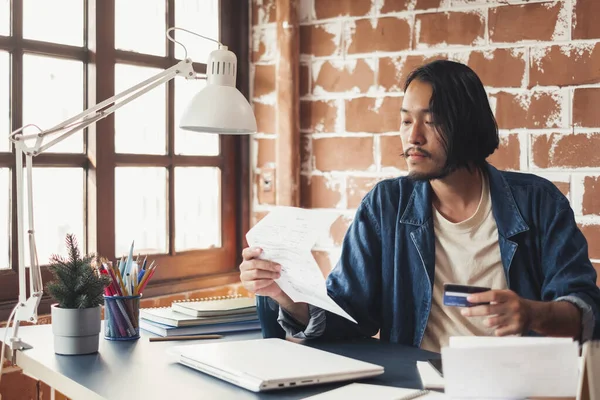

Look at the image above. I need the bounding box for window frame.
[0,0,250,320]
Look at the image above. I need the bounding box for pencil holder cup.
[104,294,141,341]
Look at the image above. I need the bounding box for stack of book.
[140,295,261,337]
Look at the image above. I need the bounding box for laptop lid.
[173,338,384,392]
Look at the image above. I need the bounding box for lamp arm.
[11,59,196,154]
[6,58,196,358]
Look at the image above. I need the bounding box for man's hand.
[239,247,284,298]
[460,290,533,336]
[239,247,310,325]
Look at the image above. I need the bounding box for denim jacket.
[264,164,600,345]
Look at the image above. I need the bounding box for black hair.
[403,60,499,172]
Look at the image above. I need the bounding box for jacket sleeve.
[540,205,600,340]
[277,303,326,339]
[317,199,383,340]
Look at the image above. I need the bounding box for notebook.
[302,383,430,400]
[171,295,256,317]
[139,318,261,337]
[578,340,600,400]
[140,306,257,327]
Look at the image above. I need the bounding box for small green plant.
[46,234,110,309]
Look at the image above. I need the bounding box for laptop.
[171,338,384,392]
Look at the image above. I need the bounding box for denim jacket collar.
[399,163,529,238]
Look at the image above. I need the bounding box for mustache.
[400,147,432,158]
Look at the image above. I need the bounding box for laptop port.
[290,382,296,386]
[301,380,312,383]
[278,384,284,387]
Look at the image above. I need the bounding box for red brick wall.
[251,0,600,283]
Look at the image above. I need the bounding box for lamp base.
[10,338,33,351]
[9,338,33,364]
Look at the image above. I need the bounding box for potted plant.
[46,234,110,355]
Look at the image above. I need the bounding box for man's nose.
[408,122,425,146]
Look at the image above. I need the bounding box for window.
[0,168,8,270]
[23,0,84,46]
[114,64,166,155]
[0,0,249,319]
[0,0,9,37]
[22,54,84,153]
[0,50,8,151]
[23,168,85,267]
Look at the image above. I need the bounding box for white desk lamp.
[1,27,256,363]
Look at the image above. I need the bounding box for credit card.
[443,283,490,307]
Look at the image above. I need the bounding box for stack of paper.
[246,206,356,323]
[301,383,440,400]
[440,336,579,399]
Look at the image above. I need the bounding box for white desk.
[0,324,439,400]
[1,325,267,400]
[0,324,579,400]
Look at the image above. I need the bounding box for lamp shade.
[179,46,257,134]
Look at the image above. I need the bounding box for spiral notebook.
[140,306,258,327]
[171,294,257,317]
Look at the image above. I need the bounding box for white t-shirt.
[420,173,508,353]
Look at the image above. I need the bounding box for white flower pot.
[51,304,101,355]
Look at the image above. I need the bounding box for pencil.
[138,264,157,294]
[149,335,223,342]
[136,262,154,294]
[115,267,127,295]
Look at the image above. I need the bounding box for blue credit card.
[443,283,490,307]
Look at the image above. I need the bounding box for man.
[239,60,600,352]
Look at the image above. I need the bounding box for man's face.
[400,80,449,181]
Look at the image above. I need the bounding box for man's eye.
[402,120,412,125]
[425,121,434,125]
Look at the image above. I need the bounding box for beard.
[407,167,450,181]
[406,163,454,181]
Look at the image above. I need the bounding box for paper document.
[416,361,445,390]
[301,383,434,400]
[441,336,579,399]
[246,206,356,323]
[448,335,574,348]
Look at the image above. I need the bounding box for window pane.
[23,55,84,153]
[24,168,84,267]
[0,51,8,152]
[175,78,219,155]
[0,0,8,36]
[116,0,165,56]
[0,168,8,269]
[115,167,167,256]
[175,0,219,63]
[23,0,83,46]
[115,64,166,154]
[175,167,221,251]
